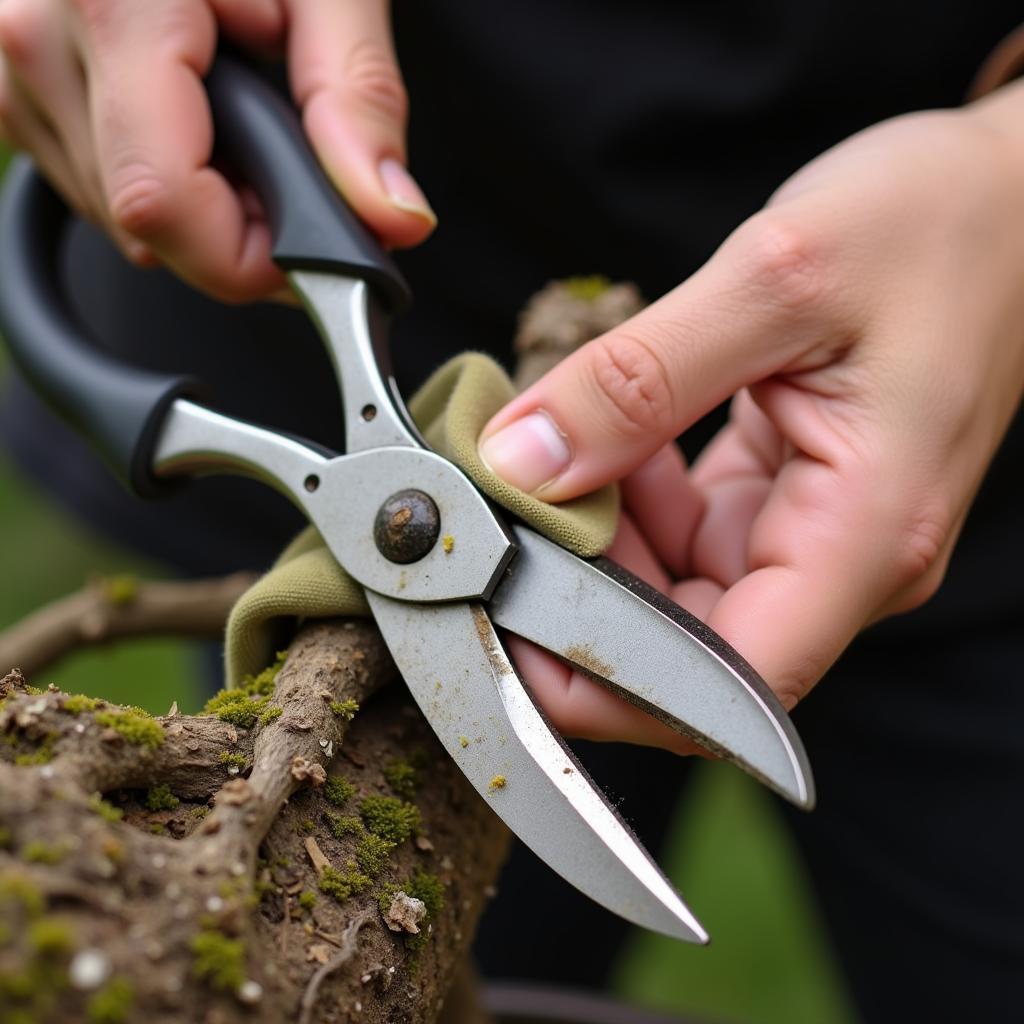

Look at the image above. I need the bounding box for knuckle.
[586,330,677,439]
[890,507,948,589]
[896,559,948,612]
[734,213,828,315]
[108,167,175,237]
[0,0,45,67]
[342,40,407,123]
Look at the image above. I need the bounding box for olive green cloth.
[225,352,618,685]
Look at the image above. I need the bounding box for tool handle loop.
[0,54,408,497]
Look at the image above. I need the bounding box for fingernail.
[478,411,572,494]
[378,158,437,226]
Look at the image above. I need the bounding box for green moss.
[298,819,316,835]
[87,977,135,1023]
[355,833,395,876]
[0,825,11,849]
[23,685,43,696]
[28,917,75,956]
[329,699,359,721]
[359,795,421,844]
[144,783,180,811]
[94,709,164,748]
[0,969,37,1002]
[61,694,102,716]
[14,749,52,766]
[14,734,56,766]
[297,890,317,911]
[201,689,271,729]
[252,878,276,906]
[406,869,445,919]
[318,864,372,903]
[377,870,446,955]
[0,978,35,1006]
[383,759,419,799]
[88,793,124,823]
[200,651,287,728]
[258,704,283,726]
[191,929,246,992]
[242,649,289,696]
[326,813,363,839]
[149,823,166,836]
[0,873,45,916]
[376,882,398,918]
[22,841,66,865]
[219,752,248,771]
[564,274,612,301]
[3,1010,37,1024]
[323,776,356,807]
[102,574,138,607]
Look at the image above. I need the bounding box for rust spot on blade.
[564,643,614,681]
[471,605,504,668]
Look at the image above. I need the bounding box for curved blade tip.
[648,894,710,945]
[769,739,816,812]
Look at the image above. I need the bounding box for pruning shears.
[0,55,813,944]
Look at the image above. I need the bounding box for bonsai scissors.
[0,55,813,944]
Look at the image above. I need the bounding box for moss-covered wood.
[0,621,510,1024]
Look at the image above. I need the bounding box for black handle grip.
[0,54,410,497]
[208,55,410,310]
[0,159,198,497]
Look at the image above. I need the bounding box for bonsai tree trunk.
[0,622,508,1024]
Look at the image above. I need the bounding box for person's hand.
[0,0,434,301]
[484,87,1024,750]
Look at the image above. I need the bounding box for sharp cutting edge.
[367,591,710,944]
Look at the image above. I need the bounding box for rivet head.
[374,489,440,564]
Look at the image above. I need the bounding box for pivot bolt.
[374,489,440,564]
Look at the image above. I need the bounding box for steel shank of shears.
[153,273,517,605]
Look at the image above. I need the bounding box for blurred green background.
[0,145,855,1024]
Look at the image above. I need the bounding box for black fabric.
[2,3,1023,1020]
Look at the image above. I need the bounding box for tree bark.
[0,622,509,1023]
[0,573,257,679]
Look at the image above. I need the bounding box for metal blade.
[488,526,815,809]
[367,590,709,944]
